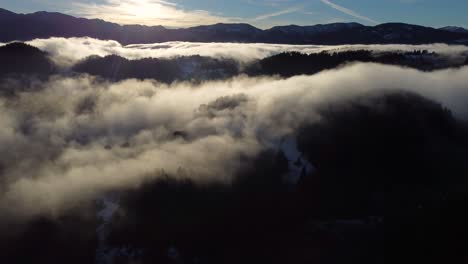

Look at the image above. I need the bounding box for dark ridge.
[0,8,467,45]
[0,42,55,77]
[0,41,43,53]
[72,54,240,82]
[0,206,98,264]
[71,50,464,82]
[246,50,459,77]
[0,7,16,16]
[297,91,468,263]
[191,23,261,32]
[0,41,462,85]
[247,50,374,77]
[373,23,466,43]
[440,26,468,34]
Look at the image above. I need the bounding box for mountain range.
[440,26,468,34]
[0,8,468,45]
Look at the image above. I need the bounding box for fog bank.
[0,63,468,219]
[2,37,467,67]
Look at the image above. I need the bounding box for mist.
[0,61,467,221]
[2,37,468,68]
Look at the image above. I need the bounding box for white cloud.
[7,37,468,68]
[1,38,468,220]
[1,62,468,219]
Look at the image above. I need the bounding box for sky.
[1,0,468,29]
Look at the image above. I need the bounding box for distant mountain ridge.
[440,26,468,34]
[1,8,468,45]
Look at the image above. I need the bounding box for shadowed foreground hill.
[94,92,468,264]
[0,42,55,77]
[297,92,468,263]
[0,91,467,263]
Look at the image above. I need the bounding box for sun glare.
[74,0,227,27]
[123,1,165,18]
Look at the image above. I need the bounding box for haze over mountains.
[1,8,468,45]
[1,41,467,87]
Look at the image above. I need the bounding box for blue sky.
[2,0,467,28]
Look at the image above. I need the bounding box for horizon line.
[0,7,466,30]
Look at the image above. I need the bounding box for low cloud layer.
[2,37,467,68]
[1,63,468,220]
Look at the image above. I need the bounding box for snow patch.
[279,136,314,184]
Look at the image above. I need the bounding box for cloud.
[320,0,378,24]
[3,37,468,68]
[72,0,239,28]
[1,61,468,220]
[1,38,468,221]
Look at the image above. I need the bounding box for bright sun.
[124,2,165,18]
[75,0,225,27]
